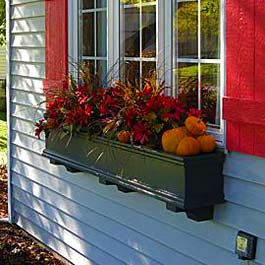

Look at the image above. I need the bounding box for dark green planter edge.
[43,131,226,222]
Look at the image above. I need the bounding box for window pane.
[97,60,107,84]
[83,0,94,9]
[83,60,95,76]
[123,61,140,86]
[122,7,140,57]
[176,1,198,59]
[97,11,107,57]
[201,64,220,125]
[142,62,156,78]
[177,63,198,109]
[142,5,156,58]
[121,0,156,4]
[201,0,220,59]
[97,0,107,8]
[83,13,94,56]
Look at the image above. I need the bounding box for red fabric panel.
[44,0,68,96]
[224,0,265,157]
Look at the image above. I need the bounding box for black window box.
[43,131,225,222]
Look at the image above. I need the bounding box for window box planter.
[43,130,225,222]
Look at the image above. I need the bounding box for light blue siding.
[8,0,265,265]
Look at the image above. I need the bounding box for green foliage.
[0,0,5,47]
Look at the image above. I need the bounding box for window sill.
[43,130,225,222]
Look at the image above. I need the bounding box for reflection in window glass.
[177,63,198,109]
[96,0,107,8]
[97,60,108,83]
[201,0,220,59]
[123,61,140,86]
[83,0,94,9]
[82,0,107,82]
[123,7,140,57]
[97,11,107,57]
[142,5,156,58]
[201,64,220,126]
[120,0,156,85]
[142,62,156,78]
[174,0,221,127]
[82,13,94,56]
[176,2,198,59]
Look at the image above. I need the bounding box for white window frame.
[68,0,225,146]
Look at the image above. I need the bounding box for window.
[120,1,157,85]
[69,0,224,143]
[81,0,107,80]
[174,0,223,131]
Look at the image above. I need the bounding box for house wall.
[9,0,265,264]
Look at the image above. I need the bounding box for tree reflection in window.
[175,0,221,127]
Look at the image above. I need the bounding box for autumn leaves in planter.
[35,65,216,156]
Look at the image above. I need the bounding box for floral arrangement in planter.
[36,65,224,222]
[35,65,216,156]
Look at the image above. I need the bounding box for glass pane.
[96,60,107,84]
[177,63,198,109]
[83,60,95,76]
[83,13,94,56]
[121,0,156,3]
[83,0,94,9]
[122,7,140,57]
[142,62,156,79]
[176,1,198,59]
[97,0,107,8]
[201,64,220,125]
[142,5,156,58]
[96,11,107,57]
[201,0,220,59]
[123,61,140,86]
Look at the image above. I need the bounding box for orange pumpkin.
[176,137,201,156]
[198,134,216,153]
[185,116,207,136]
[162,127,186,153]
[117,130,131,143]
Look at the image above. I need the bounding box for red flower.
[34,119,46,139]
[187,108,203,118]
[132,122,152,145]
[123,107,139,127]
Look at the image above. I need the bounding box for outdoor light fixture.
[235,231,257,260]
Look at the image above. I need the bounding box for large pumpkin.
[198,134,216,153]
[176,136,200,156]
[185,116,207,136]
[162,127,186,153]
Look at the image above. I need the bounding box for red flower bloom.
[34,119,46,139]
[132,122,152,145]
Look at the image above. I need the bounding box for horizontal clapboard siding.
[8,1,265,265]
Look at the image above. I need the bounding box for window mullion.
[163,0,173,96]
[108,0,120,80]
[198,0,201,110]
[157,0,164,90]
[68,0,79,78]
[94,0,97,72]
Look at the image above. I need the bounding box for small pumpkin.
[176,136,201,156]
[117,130,131,143]
[198,134,216,153]
[185,116,207,136]
[162,127,186,153]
